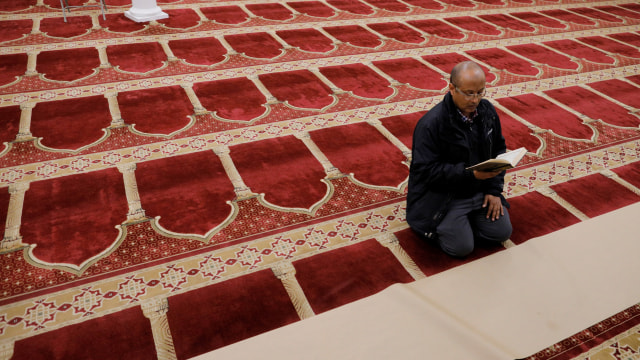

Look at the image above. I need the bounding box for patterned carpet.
[0,0,639,358]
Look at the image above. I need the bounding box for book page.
[465,147,528,171]
[496,147,527,166]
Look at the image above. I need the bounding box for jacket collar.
[442,92,490,127]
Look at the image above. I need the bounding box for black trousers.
[436,192,512,257]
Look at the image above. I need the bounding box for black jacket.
[406,92,508,238]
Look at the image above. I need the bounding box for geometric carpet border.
[0,200,407,340]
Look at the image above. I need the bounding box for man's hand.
[473,169,501,180]
[483,194,503,221]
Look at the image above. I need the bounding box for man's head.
[448,61,486,118]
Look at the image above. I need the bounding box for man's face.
[449,69,486,117]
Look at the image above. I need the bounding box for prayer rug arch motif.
[252,178,335,216]
[35,47,102,83]
[167,37,230,67]
[0,0,639,358]
[23,222,127,276]
[39,16,94,39]
[149,208,240,244]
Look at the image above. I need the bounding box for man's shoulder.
[479,99,498,115]
[416,101,448,127]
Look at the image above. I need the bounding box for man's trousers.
[436,192,513,257]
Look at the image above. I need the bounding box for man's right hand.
[473,170,502,180]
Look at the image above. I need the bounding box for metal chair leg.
[59,0,107,22]
[60,0,68,22]
[99,0,106,20]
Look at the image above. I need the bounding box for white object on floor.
[125,0,168,22]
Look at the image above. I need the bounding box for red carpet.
[21,168,128,268]
[613,161,640,188]
[107,42,168,73]
[193,78,268,122]
[310,122,409,187]
[259,70,334,109]
[1,0,639,358]
[294,239,414,313]
[136,151,236,236]
[230,135,329,210]
[30,95,111,150]
[507,191,581,244]
[550,173,640,218]
[395,227,505,276]
[498,94,596,140]
[13,306,157,360]
[167,269,299,359]
[40,16,93,38]
[36,47,101,82]
[168,37,227,66]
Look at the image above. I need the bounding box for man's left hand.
[483,194,503,221]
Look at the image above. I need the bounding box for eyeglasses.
[452,85,486,99]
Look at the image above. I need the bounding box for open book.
[466,147,527,172]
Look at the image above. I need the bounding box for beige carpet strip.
[195,201,640,359]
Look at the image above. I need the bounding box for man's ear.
[448,82,455,93]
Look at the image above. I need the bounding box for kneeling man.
[407,61,512,257]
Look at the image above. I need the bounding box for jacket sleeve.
[483,105,508,197]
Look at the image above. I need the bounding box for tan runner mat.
[195,202,640,359]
